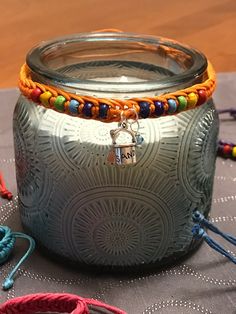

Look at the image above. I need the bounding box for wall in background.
[0,0,235,87]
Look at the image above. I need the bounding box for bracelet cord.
[18,61,216,122]
[0,292,126,314]
[0,226,35,290]
[192,211,236,264]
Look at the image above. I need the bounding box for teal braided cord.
[0,226,16,264]
[0,226,35,290]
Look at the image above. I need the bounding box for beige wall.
[1,0,236,87]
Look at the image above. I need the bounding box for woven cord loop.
[0,226,35,290]
[192,211,236,264]
[0,293,127,314]
[18,61,216,122]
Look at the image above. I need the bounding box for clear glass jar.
[14,31,219,269]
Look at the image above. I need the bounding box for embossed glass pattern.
[14,32,219,268]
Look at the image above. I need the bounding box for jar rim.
[26,31,208,95]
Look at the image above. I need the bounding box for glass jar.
[14,31,219,269]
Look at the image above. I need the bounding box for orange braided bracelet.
[19,62,216,122]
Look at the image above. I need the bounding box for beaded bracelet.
[217,109,236,160]
[19,62,216,122]
[218,140,236,160]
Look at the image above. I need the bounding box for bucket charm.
[110,126,137,165]
[108,109,143,165]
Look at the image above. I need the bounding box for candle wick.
[120,76,129,82]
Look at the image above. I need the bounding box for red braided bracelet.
[0,293,126,314]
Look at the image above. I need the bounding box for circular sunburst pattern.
[149,116,180,175]
[177,101,219,205]
[36,109,162,171]
[14,96,219,267]
[95,220,139,256]
[61,187,173,266]
[13,96,46,209]
[60,118,160,169]
[36,112,114,172]
[63,118,113,167]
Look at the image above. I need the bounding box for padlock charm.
[110,128,137,165]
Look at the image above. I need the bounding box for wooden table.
[0,0,236,88]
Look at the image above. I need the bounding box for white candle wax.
[93,75,147,83]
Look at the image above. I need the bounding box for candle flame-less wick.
[120,76,129,82]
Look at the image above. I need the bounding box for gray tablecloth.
[0,74,236,313]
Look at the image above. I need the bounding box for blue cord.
[193,211,236,245]
[0,226,35,290]
[192,211,236,264]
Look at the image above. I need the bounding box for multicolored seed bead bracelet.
[218,140,236,160]
[19,62,216,122]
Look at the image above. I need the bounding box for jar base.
[23,223,203,275]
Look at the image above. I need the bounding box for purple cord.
[217,108,236,118]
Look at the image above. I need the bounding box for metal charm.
[110,128,137,165]
[108,109,144,165]
[135,133,144,145]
